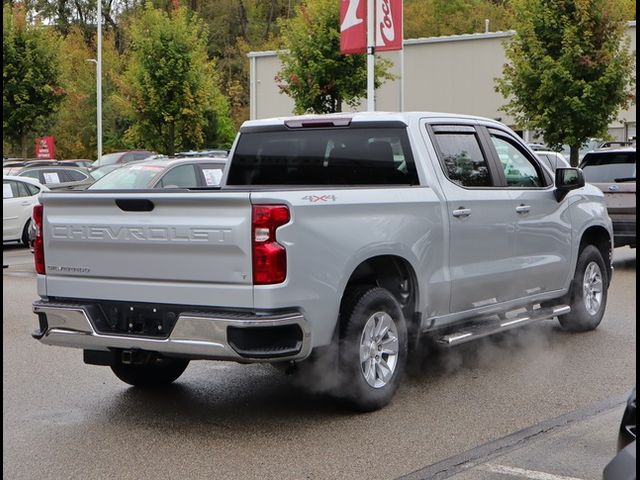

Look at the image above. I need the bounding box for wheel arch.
[577,225,612,286]
[338,254,421,339]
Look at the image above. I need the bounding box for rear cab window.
[227,125,419,186]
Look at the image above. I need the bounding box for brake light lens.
[252,205,290,284]
[33,203,45,275]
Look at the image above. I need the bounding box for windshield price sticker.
[43,172,60,184]
[203,168,223,186]
[3,183,14,199]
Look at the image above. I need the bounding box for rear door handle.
[452,208,471,218]
[20,201,31,206]
[515,204,531,214]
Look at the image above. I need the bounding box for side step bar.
[436,305,570,347]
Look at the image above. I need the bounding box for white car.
[3,176,48,245]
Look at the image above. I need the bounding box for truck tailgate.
[39,191,254,307]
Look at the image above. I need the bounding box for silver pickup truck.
[32,112,613,411]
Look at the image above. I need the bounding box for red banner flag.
[375,0,403,51]
[35,136,56,159]
[340,0,367,54]
[340,0,403,54]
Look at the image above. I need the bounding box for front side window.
[490,135,543,187]
[433,131,492,187]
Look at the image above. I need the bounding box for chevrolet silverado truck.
[32,112,613,411]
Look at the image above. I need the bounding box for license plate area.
[92,301,180,338]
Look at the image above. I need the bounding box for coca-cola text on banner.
[375,0,403,52]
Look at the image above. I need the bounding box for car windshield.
[94,152,123,167]
[89,164,165,189]
[580,151,636,183]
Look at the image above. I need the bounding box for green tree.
[3,4,65,158]
[275,0,393,114]
[120,3,234,155]
[496,0,635,166]
[405,0,513,38]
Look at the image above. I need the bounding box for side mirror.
[554,167,585,201]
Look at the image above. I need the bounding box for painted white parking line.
[479,463,586,480]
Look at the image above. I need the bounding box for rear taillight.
[252,205,290,285]
[33,204,45,275]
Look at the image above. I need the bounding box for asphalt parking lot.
[3,244,636,480]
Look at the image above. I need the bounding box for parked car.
[580,146,636,248]
[536,151,571,171]
[3,176,48,245]
[92,150,156,169]
[3,159,39,175]
[16,166,94,190]
[527,142,549,151]
[88,157,228,190]
[176,149,228,158]
[603,387,636,480]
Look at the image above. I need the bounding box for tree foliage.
[405,0,513,38]
[496,0,635,165]
[276,0,393,114]
[3,3,64,157]
[121,3,234,155]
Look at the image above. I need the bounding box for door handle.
[20,201,31,206]
[452,208,471,218]
[515,204,531,214]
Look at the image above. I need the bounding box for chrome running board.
[436,305,570,347]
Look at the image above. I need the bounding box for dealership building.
[248,21,636,143]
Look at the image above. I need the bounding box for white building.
[248,21,636,142]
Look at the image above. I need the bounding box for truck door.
[426,124,520,314]
[485,129,572,297]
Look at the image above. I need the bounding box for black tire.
[338,286,408,411]
[110,356,189,387]
[21,219,31,246]
[558,245,608,332]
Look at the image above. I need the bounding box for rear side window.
[65,170,88,181]
[227,127,419,186]
[15,181,31,197]
[580,151,636,183]
[157,164,198,188]
[432,130,492,187]
[24,183,40,195]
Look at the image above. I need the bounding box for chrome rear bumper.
[33,300,312,362]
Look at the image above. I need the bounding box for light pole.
[87,2,103,162]
[85,58,102,161]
